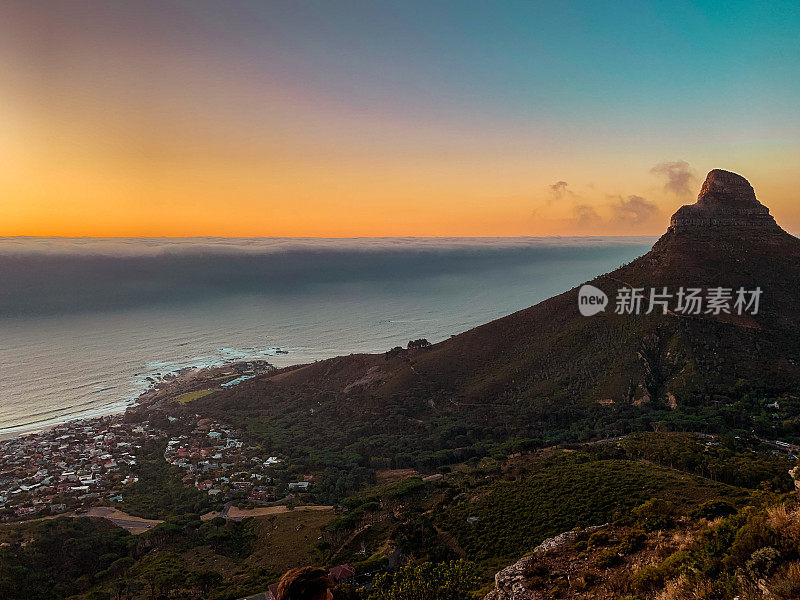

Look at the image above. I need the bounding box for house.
[288,481,310,491]
[248,490,273,502]
[329,564,355,584]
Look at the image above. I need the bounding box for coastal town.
[0,416,159,520]
[0,360,313,523]
[163,416,287,503]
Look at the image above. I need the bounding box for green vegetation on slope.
[174,389,214,404]
[441,452,744,563]
[120,440,215,519]
[0,434,794,600]
[0,517,133,599]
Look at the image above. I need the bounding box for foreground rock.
[483,526,605,600]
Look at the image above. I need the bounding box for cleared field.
[376,468,418,484]
[174,389,215,404]
[83,506,164,534]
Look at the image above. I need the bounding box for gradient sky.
[2,0,799,237]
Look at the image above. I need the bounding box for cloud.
[574,204,603,229]
[650,161,696,196]
[611,195,660,225]
[552,178,660,231]
[548,180,574,204]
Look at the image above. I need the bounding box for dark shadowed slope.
[195,170,800,452]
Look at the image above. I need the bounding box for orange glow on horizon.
[4,82,798,238]
[2,4,799,239]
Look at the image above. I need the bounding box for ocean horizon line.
[0,234,659,239]
[0,235,659,258]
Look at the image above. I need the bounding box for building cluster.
[0,417,162,520]
[0,397,312,523]
[164,417,287,502]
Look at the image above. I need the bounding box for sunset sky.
[2,1,799,237]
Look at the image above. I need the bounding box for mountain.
[6,171,799,600]
[194,170,800,476]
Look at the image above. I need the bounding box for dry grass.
[766,502,800,549]
[706,516,725,528]
[669,529,696,552]
[655,575,715,600]
[765,503,798,531]
[244,510,335,575]
[766,561,800,599]
[375,468,418,485]
[182,544,240,577]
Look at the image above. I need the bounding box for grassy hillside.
[441,453,743,563]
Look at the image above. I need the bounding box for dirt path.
[81,507,163,534]
[1,506,164,534]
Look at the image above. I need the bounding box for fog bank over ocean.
[0,237,654,436]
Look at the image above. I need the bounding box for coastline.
[0,359,276,441]
[0,236,654,445]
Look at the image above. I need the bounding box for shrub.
[745,546,782,578]
[593,548,623,568]
[632,499,676,532]
[587,530,611,548]
[691,499,737,520]
[570,571,597,591]
[631,564,663,593]
[361,559,479,600]
[618,530,647,554]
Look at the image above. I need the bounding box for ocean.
[0,237,655,437]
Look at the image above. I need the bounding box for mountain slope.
[194,170,800,463]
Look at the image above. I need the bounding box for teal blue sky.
[204,0,800,140]
[2,0,799,236]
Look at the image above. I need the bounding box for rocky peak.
[668,169,780,233]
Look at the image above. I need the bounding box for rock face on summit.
[668,169,780,233]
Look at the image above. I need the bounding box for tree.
[407,339,430,350]
[191,570,223,596]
